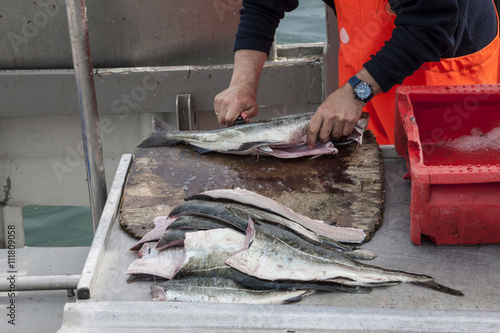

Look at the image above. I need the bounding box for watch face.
[356,82,372,100]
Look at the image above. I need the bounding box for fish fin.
[127,274,167,283]
[153,117,181,134]
[281,293,307,304]
[237,141,276,151]
[137,132,179,148]
[190,145,212,154]
[137,118,182,148]
[150,285,167,301]
[411,281,464,297]
[343,249,377,261]
[258,146,273,152]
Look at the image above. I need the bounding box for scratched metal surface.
[87,151,500,314]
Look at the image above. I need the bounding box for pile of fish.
[126,188,463,304]
[137,112,369,159]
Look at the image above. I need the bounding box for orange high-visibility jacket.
[335,0,500,144]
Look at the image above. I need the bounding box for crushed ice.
[443,127,500,152]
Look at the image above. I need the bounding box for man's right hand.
[214,84,258,126]
[214,49,267,126]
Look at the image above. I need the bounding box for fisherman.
[213,0,500,145]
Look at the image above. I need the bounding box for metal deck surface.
[59,150,500,332]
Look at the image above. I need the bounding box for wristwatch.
[348,75,374,102]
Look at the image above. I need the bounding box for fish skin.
[155,229,188,251]
[189,188,366,243]
[168,200,249,232]
[156,214,242,250]
[166,214,231,231]
[150,277,310,304]
[225,219,463,296]
[138,113,339,158]
[129,216,177,251]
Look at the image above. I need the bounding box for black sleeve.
[234,0,299,54]
[364,0,459,92]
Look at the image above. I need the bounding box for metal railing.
[65,0,107,232]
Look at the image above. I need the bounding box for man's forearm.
[230,49,268,91]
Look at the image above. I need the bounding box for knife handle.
[234,111,249,125]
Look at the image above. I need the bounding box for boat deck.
[57,149,500,332]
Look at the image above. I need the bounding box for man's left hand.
[306,83,365,149]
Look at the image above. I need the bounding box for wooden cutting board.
[119,131,383,242]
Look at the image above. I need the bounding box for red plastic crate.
[395,85,500,245]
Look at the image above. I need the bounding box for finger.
[242,105,257,119]
[331,120,345,139]
[216,109,225,125]
[342,122,355,136]
[224,104,243,127]
[318,118,335,143]
[307,114,322,149]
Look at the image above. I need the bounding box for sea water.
[276,0,326,44]
[23,1,327,247]
[23,205,94,247]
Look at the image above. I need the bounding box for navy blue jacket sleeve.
[234,0,298,54]
[364,0,459,92]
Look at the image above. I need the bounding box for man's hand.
[214,85,257,126]
[307,84,364,148]
[214,49,267,126]
[307,67,381,148]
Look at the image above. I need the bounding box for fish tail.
[411,281,464,297]
[137,132,179,148]
[153,117,181,133]
[137,117,181,148]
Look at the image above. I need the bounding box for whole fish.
[150,277,310,304]
[138,113,340,158]
[225,219,463,296]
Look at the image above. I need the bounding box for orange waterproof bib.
[334,0,500,145]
